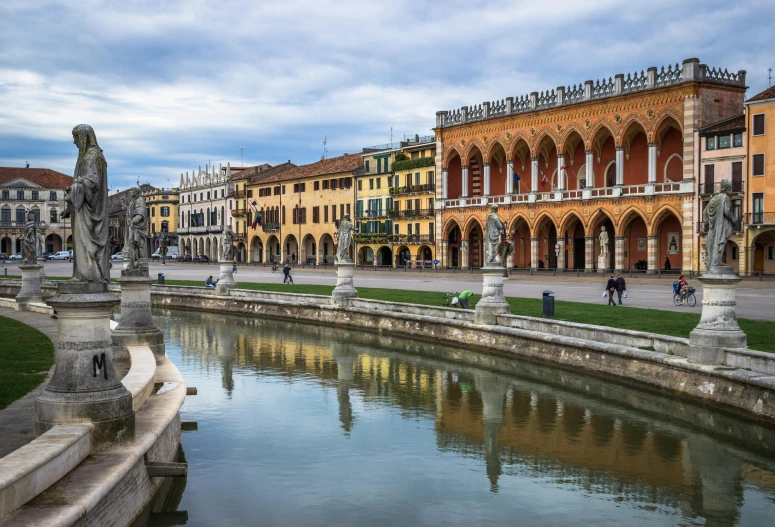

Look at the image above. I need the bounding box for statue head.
[719,179,732,194]
[129,186,142,199]
[72,124,100,153]
[490,205,498,213]
[25,208,35,223]
[601,226,607,232]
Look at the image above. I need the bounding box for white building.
[0,167,73,256]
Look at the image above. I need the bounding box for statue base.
[332,260,358,306]
[475,266,510,325]
[58,280,109,295]
[688,265,747,365]
[597,254,610,272]
[112,273,165,362]
[16,263,44,307]
[37,258,47,280]
[216,260,237,295]
[36,292,134,447]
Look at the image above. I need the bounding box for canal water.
[137,309,775,527]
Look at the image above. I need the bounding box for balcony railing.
[234,190,246,198]
[178,227,189,234]
[232,208,247,217]
[700,181,744,196]
[389,183,435,196]
[697,219,743,233]
[355,211,389,219]
[0,221,48,228]
[389,208,434,219]
[745,213,775,225]
[262,222,280,233]
[190,225,208,233]
[209,225,224,233]
[390,234,435,244]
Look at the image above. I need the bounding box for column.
[585,150,595,188]
[483,163,491,196]
[557,238,566,270]
[615,147,624,186]
[461,166,469,198]
[530,237,539,269]
[614,236,626,271]
[461,239,469,269]
[557,154,565,190]
[531,157,539,193]
[442,169,449,199]
[585,236,595,272]
[647,143,657,183]
[647,235,658,273]
[506,161,514,194]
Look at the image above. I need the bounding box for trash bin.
[158,273,165,285]
[542,290,554,318]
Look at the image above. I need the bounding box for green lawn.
[164,279,774,353]
[0,315,54,410]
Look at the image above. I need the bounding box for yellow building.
[144,187,179,252]
[744,85,775,273]
[355,143,399,265]
[245,154,361,263]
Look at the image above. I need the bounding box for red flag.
[252,218,258,229]
[540,172,548,188]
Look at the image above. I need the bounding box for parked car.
[41,252,54,260]
[151,246,179,260]
[111,252,124,261]
[0,253,7,260]
[178,254,192,262]
[9,253,22,260]
[193,254,209,263]
[50,251,72,260]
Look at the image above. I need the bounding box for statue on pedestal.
[124,186,148,270]
[21,209,38,264]
[62,124,110,284]
[336,214,354,262]
[221,225,235,261]
[484,205,505,266]
[599,226,609,256]
[37,231,45,258]
[703,179,736,271]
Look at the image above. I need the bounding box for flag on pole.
[540,171,548,188]
[512,166,520,183]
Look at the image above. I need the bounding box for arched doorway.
[377,246,392,267]
[751,230,775,273]
[467,222,484,268]
[266,235,280,262]
[319,234,334,264]
[397,245,411,267]
[510,216,530,268]
[358,246,374,265]
[236,242,246,262]
[560,213,585,270]
[590,213,615,271]
[417,245,433,267]
[653,208,683,271]
[591,124,616,188]
[621,211,648,270]
[446,151,463,199]
[251,236,263,263]
[66,235,73,250]
[284,235,298,263]
[46,233,63,254]
[1,237,11,255]
[446,222,462,268]
[302,234,316,264]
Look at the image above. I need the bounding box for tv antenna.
[241,146,244,167]
[769,68,773,87]
[322,137,328,160]
[390,126,393,145]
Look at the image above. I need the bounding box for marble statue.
[484,205,505,266]
[124,186,148,269]
[21,209,37,264]
[599,226,609,256]
[37,231,45,258]
[62,124,109,284]
[336,214,354,262]
[221,225,235,261]
[703,179,736,270]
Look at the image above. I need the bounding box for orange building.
[434,58,747,273]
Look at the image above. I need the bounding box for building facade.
[0,167,73,256]
[744,85,775,273]
[434,58,747,272]
[177,164,235,259]
[245,154,361,264]
[108,184,156,255]
[144,187,180,253]
[355,144,398,265]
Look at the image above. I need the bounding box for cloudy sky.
[1,0,772,190]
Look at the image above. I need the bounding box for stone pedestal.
[475,266,510,324]
[332,261,358,306]
[597,254,610,272]
[688,265,747,365]
[216,260,237,295]
[16,263,43,307]
[36,285,134,447]
[112,269,165,362]
[38,258,47,280]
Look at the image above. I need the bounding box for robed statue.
[37,232,45,258]
[124,186,149,270]
[336,214,354,262]
[703,179,736,270]
[221,225,235,261]
[484,205,505,266]
[599,226,609,256]
[21,209,38,264]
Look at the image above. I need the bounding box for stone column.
[483,163,491,196]
[506,161,514,194]
[614,236,626,271]
[530,237,539,269]
[38,257,47,280]
[584,237,594,272]
[461,166,469,198]
[36,285,134,446]
[647,235,658,273]
[475,262,510,325]
[442,169,449,199]
[557,154,565,190]
[531,157,539,193]
[585,150,595,188]
[688,265,747,364]
[216,259,237,295]
[556,238,566,270]
[615,147,624,185]
[647,143,657,183]
[112,268,165,362]
[332,260,358,306]
[461,239,469,269]
[16,263,43,308]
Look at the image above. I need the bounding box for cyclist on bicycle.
[677,275,688,305]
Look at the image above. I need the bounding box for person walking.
[605,275,616,306]
[283,263,294,284]
[614,273,626,306]
[232,258,237,273]
[664,257,671,271]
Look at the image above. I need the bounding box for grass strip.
[0,315,54,409]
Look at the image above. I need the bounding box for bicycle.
[673,285,696,307]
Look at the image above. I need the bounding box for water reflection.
[148,309,775,527]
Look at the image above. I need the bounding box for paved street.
[5,260,774,321]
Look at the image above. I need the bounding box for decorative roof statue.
[703,179,736,271]
[21,209,38,264]
[221,225,235,261]
[484,205,505,267]
[124,186,149,270]
[62,124,110,285]
[336,214,354,263]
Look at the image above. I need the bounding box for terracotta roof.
[746,85,775,103]
[244,162,297,184]
[0,167,73,188]
[257,154,363,185]
[699,114,745,135]
[230,163,272,180]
